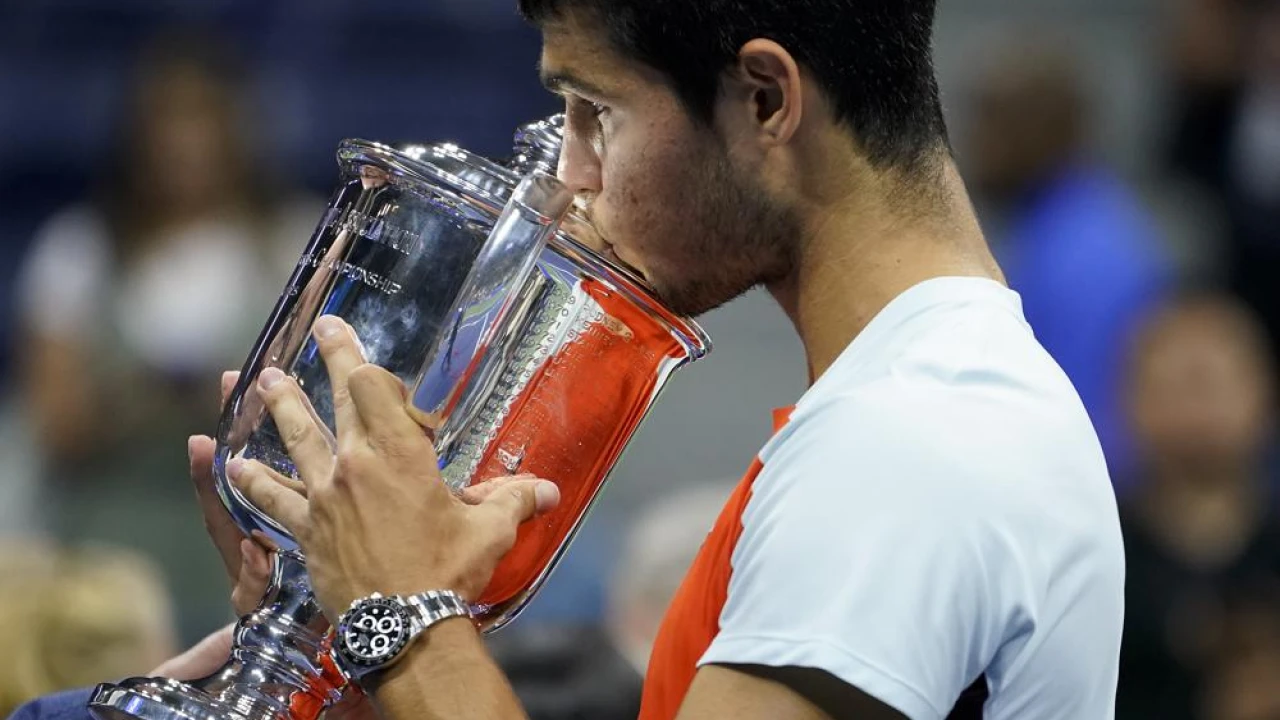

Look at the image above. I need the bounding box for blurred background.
[0,0,1277,718]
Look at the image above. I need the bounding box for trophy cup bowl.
[87,116,710,720]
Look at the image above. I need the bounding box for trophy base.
[89,678,246,720]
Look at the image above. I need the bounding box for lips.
[564,207,643,278]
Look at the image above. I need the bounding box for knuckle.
[249,490,276,518]
[280,421,312,450]
[503,486,528,507]
[251,485,277,515]
[332,450,369,486]
[353,363,401,391]
[348,363,378,384]
[330,384,353,409]
[261,378,293,405]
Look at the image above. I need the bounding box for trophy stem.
[90,551,346,720]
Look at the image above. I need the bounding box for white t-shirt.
[700,277,1125,719]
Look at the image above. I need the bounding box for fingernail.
[259,368,285,391]
[534,481,560,513]
[314,315,343,340]
[227,458,244,480]
[188,436,200,458]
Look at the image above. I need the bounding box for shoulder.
[743,323,1120,594]
[759,319,1104,507]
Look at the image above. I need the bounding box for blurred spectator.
[1116,292,1280,720]
[1167,0,1280,352]
[1200,582,1280,720]
[0,541,177,718]
[1166,0,1254,194]
[11,34,319,642]
[489,483,733,720]
[966,40,1173,482]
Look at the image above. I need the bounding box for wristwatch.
[333,590,474,684]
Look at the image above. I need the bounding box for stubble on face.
[620,136,800,317]
[542,13,801,317]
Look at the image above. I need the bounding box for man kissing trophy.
[87,115,710,720]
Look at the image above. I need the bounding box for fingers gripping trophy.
[87,116,710,720]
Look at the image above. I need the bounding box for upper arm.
[697,390,1025,720]
[676,664,906,720]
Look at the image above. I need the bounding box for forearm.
[372,618,528,720]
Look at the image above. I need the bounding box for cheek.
[589,130,717,276]
[596,155,664,243]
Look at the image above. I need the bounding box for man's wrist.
[335,590,473,687]
[374,616,478,687]
[370,615,526,720]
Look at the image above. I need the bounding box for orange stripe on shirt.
[639,407,793,720]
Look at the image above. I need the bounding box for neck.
[767,158,1002,383]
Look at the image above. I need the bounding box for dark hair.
[518,0,950,174]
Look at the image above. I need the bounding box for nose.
[557,123,602,200]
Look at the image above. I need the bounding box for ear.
[725,38,804,146]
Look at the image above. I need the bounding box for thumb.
[480,479,560,527]
[190,435,243,580]
[231,539,273,616]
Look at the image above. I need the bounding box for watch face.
[337,598,412,668]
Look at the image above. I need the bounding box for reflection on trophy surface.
[87,115,710,720]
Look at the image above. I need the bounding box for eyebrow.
[539,67,615,102]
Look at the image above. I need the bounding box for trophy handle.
[409,171,573,463]
[510,114,565,175]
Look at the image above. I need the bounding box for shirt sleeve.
[699,387,1030,720]
[5,688,95,720]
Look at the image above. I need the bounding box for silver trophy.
[88,116,710,720]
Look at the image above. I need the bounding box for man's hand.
[191,372,273,616]
[158,372,271,682]
[229,315,561,616]
[179,371,381,720]
[149,624,236,681]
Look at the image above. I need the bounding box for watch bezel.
[335,595,415,669]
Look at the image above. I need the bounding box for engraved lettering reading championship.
[297,251,404,296]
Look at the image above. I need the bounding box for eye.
[567,97,608,126]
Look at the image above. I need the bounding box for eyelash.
[574,100,608,128]
[566,98,609,148]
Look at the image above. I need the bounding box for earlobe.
[737,39,803,145]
